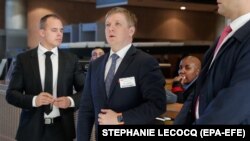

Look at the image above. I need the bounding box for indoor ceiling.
[168,0,217,5]
[70,0,218,12]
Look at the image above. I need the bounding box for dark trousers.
[42,120,73,141]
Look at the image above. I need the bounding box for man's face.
[217,0,240,20]
[91,49,105,61]
[178,58,200,84]
[105,13,135,49]
[40,17,63,49]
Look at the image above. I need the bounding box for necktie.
[105,54,119,97]
[44,51,53,114]
[214,25,232,57]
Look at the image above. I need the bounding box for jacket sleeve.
[77,62,95,141]
[6,54,34,109]
[69,55,85,109]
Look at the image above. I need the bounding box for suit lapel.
[30,48,42,92]
[57,50,64,97]
[212,20,250,66]
[98,54,109,100]
[211,39,235,65]
[194,44,214,103]
[108,46,136,99]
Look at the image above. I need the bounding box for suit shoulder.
[16,48,37,58]
[135,49,157,62]
[59,50,78,59]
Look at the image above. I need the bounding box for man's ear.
[129,26,135,37]
[196,69,200,75]
[39,29,45,37]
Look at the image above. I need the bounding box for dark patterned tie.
[44,51,53,114]
[105,54,119,97]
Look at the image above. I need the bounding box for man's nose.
[179,68,185,74]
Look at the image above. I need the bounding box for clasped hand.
[35,92,71,109]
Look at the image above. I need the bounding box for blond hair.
[105,7,137,29]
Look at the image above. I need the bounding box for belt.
[44,117,61,125]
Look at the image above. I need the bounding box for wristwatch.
[117,114,124,123]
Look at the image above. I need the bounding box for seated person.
[171,55,201,103]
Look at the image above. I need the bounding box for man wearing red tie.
[175,0,250,124]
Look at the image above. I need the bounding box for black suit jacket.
[6,47,84,141]
[175,19,250,124]
[77,46,166,141]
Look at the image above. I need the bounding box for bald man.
[171,56,201,103]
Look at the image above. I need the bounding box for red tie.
[195,26,232,119]
[214,25,232,56]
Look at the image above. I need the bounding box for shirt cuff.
[32,96,38,107]
[67,96,75,107]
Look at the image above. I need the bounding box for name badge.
[119,77,136,88]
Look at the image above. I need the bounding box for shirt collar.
[183,77,197,90]
[38,43,58,56]
[109,43,132,59]
[230,13,250,33]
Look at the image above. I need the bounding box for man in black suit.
[175,0,250,124]
[6,14,84,141]
[77,7,166,140]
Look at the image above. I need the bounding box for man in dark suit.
[174,0,250,124]
[171,56,201,103]
[77,7,166,140]
[6,14,84,141]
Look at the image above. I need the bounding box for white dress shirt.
[32,44,74,118]
[104,43,132,80]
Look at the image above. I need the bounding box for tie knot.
[223,25,232,34]
[110,53,119,61]
[45,51,53,57]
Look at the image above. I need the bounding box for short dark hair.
[39,14,61,29]
[91,47,104,55]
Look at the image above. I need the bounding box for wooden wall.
[27,0,223,48]
[0,0,5,29]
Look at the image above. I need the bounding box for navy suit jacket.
[174,19,250,124]
[6,48,84,141]
[77,46,166,140]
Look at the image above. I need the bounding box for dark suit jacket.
[77,46,166,141]
[6,47,84,141]
[174,19,250,124]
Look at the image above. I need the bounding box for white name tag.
[119,77,136,88]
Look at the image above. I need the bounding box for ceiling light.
[180,6,186,10]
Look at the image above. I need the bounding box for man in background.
[84,47,105,72]
[171,56,201,103]
[90,47,105,61]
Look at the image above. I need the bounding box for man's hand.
[98,109,124,125]
[53,97,71,109]
[173,75,186,85]
[35,92,54,107]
